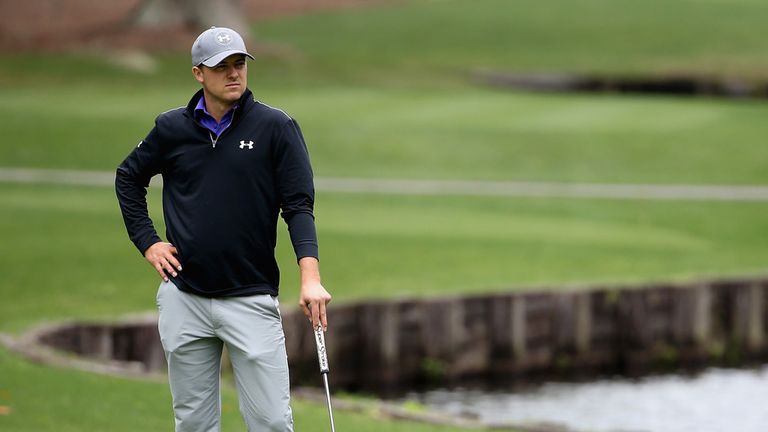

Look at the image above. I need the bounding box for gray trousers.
[156,281,294,431]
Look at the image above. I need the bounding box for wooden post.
[511,295,526,359]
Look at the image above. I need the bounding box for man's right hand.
[144,242,182,282]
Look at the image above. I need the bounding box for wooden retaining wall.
[285,277,768,392]
[36,276,768,392]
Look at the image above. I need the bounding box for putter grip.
[314,326,330,374]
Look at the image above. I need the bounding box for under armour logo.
[215,32,232,45]
[239,140,254,149]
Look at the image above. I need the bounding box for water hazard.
[404,365,768,432]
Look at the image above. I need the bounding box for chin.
[226,88,244,100]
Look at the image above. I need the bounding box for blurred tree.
[131,0,250,35]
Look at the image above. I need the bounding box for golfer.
[115,26,330,431]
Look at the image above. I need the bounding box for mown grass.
[251,0,768,81]
[2,84,768,184]
[3,0,768,87]
[0,347,471,432]
[1,182,767,334]
[1,0,768,430]
[1,2,768,183]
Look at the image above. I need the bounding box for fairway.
[250,0,768,80]
[1,182,766,333]
[1,0,767,430]
[2,85,768,185]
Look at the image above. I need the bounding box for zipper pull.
[209,131,218,148]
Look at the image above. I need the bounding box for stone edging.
[0,315,166,382]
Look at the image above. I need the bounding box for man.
[115,26,331,431]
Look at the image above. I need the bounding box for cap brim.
[201,50,255,67]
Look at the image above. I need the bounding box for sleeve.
[115,122,164,255]
[274,118,319,261]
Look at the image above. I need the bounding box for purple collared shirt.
[194,97,237,137]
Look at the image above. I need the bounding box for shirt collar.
[194,95,238,121]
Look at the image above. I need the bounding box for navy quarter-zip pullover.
[116,88,318,297]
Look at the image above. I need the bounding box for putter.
[314,325,337,432]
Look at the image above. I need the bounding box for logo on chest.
[239,140,254,150]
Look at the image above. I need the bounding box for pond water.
[403,365,768,432]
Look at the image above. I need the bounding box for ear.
[192,66,204,84]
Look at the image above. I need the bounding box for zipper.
[208,123,236,149]
[197,104,240,149]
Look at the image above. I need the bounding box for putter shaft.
[322,373,336,432]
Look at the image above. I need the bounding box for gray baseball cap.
[191,26,254,67]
